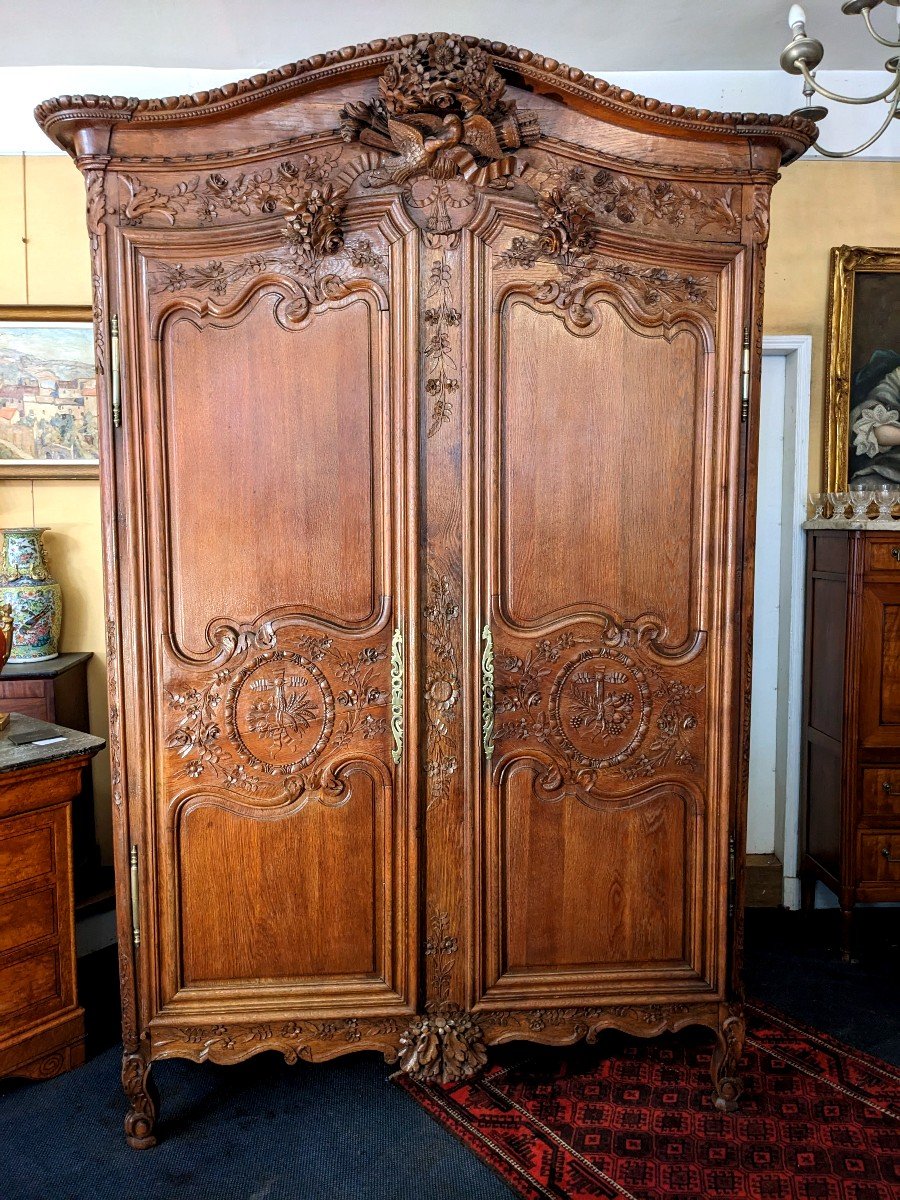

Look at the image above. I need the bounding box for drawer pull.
[892,547,900,562]
[882,780,900,797]
[881,845,900,864]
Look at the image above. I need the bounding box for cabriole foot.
[122,1049,158,1149]
[710,1005,745,1112]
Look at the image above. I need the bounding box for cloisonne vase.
[0,528,62,662]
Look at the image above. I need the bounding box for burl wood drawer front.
[858,832,900,884]
[864,538,900,575]
[859,584,900,747]
[0,886,56,955]
[861,769,900,821]
[0,824,54,889]
[0,947,60,1023]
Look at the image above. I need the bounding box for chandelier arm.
[798,59,900,102]
[863,7,900,49]
[811,85,900,157]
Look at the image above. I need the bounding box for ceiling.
[2,0,896,72]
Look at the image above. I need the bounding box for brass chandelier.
[780,1,900,155]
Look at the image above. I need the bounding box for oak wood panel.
[498,773,693,974]
[160,292,381,653]
[499,298,702,644]
[178,772,386,986]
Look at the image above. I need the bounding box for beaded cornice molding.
[34,33,817,163]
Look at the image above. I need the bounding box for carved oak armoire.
[37,35,813,1146]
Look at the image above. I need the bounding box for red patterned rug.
[395,1003,900,1200]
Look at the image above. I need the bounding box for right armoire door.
[474,191,747,1016]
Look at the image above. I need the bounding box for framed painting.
[0,306,99,479]
[825,246,900,491]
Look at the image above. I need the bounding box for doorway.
[747,336,812,909]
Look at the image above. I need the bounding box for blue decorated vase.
[0,528,62,661]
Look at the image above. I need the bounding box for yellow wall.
[0,154,110,862]
[766,160,900,488]
[0,153,898,866]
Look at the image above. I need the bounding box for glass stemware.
[829,490,850,520]
[850,486,874,520]
[808,491,826,519]
[874,482,900,520]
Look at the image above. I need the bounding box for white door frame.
[756,335,812,910]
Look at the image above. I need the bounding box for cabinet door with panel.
[37,32,813,1145]
[475,204,743,1018]
[109,178,420,1110]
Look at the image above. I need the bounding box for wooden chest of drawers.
[801,529,900,955]
[0,715,104,1081]
[0,653,99,900]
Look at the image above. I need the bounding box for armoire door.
[112,192,420,1047]
[475,200,747,1010]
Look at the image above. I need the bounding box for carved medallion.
[165,631,387,796]
[550,647,651,769]
[495,622,705,791]
[225,651,334,769]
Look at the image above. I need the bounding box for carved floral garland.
[423,250,460,436]
[120,152,343,226]
[422,565,461,805]
[529,156,740,236]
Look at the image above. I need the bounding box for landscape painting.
[0,308,98,476]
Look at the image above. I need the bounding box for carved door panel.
[476,200,746,1005]
[112,190,419,1029]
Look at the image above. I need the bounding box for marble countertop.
[0,713,105,775]
[802,518,900,531]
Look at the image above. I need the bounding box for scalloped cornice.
[34,33,817,165]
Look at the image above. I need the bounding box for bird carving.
[342,100,517,187]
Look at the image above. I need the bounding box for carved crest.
[339,33,540,188]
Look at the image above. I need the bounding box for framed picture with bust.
[0,306,98,479]
[825,246,900,491]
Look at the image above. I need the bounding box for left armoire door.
[111,200,420,1044]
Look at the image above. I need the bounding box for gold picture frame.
[825,246,900,491]
[0,305,99,479]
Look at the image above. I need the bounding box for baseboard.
[746,854,783,907]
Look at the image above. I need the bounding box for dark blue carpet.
[0,1048,515,1200]
[2,910,897,1198]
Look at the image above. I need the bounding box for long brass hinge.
[110,313,122,429]
[740,325,751,423]
[728,832,736,918]
[129,844,140,946]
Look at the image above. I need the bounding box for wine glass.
[849,483,874,520]
[808,492,826,519]
[874,482,900,520]
[829,490,849,520]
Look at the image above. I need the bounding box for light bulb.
[788,4,807,30]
